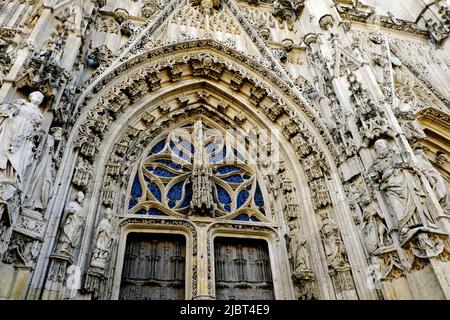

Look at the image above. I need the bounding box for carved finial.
[190,120,216,216]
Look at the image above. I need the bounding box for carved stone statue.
[23,132,56,212]
[286,223,313,280]
[193,0,220,15]
[320,215,349,271]
[414,148,450,215]
[371,139,438,239]
[359,194,391,253]
[0,91,44,186]
[90,208,113,269]
[56,191,85,257]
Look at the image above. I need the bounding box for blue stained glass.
[170,141,190,161]
[209,147,227,163]
[168,180,184,208]
[237,189,249,208]
[128,198,138,210]
[148,181,162,202]
[251,216,261,222]
[179,138,194,153]
[233,148,245,161]
[136,208,166,216]
[243,174,251,180]
[259,208,266,215]
[215,185,231,205]
[180,182,193,208]
[149,139,166,155]
[205,142,215,153]
[233,214,250,221]
[224,204,231,212]
[206,141,222,153]
[154,159,182,170]
[152,167,177,177]
[222,174,243,183]
[254,183,264,207]
[217,165,240,174]
[148,208,166,216]
[131,175,142,198]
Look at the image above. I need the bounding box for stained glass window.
[127,120,267,222]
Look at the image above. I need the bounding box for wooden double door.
[119,233,274,300]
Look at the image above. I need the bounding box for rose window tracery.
[127,119,268,222]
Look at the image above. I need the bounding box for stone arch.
[33,40,375,300]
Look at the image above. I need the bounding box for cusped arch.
[34,40,374,300]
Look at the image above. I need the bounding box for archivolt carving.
[72,41,336,165]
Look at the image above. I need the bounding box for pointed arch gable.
[70,39,337,163]
[32,40,375,301]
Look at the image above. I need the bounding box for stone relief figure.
[359,194,391,253]
[56,191,85,257]
[90,208,113,269]
[371,139,438,240]
[2,233,40,267]
[0,91,44,187]
[414,148,450,216]
[285,223,313,280]
[320,215,349,271]
[23,131,57,213]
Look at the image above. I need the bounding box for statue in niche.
[414,148,450,216]
[23,128,59,213]
[370,139,438,240]
[285,223,313,280]
[193,0,220,15]
[359,193,391,253]
[56,191,85,257]
[0,91,44,187]
[320,215,349,271]
[90,208,113,269]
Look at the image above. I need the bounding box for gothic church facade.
[0,0,449,300]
